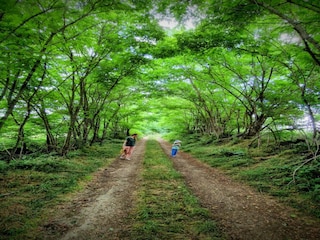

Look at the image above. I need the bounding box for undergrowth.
[0,140,122,239]
[178,134,320,219]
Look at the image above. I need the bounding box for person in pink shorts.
[120,133,138,160]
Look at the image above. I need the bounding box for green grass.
[0,140,121,239]
[125,140,225,240]
[180,135,320,219]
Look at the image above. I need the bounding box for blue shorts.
[171,148,178,156]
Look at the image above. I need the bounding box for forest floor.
[38,138,320,240]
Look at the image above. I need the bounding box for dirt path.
[158,140,320,240]
[39,139,145,240]
[40,138,320,240]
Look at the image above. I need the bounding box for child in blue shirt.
[171,140,181,157]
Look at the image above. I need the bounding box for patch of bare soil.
[38,139,145,240]
[158,139,320,240]
[39,138,320,240]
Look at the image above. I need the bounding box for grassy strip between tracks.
[127,139,225,240]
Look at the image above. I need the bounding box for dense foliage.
[0,0,163,157]
[0,1,319,186]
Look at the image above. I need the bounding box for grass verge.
[180,135,320,219]
[126,140,225,240]
[0,140,122,239]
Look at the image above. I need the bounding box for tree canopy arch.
[0,0,319,160]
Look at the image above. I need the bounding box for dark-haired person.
[120,133,138,160]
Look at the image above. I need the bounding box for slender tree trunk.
[40,108,57,152]
[90,117,100,146]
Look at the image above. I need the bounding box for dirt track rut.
[40,139,145,239]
